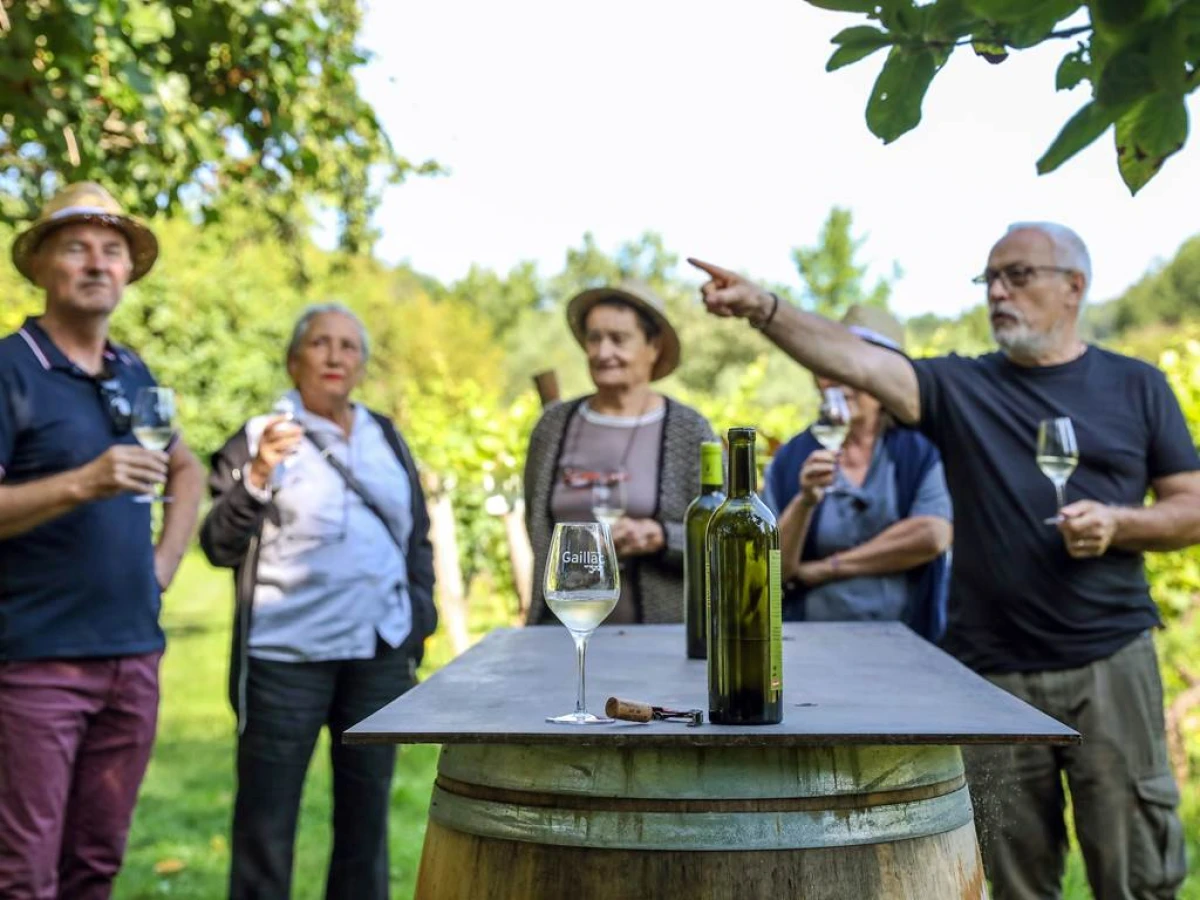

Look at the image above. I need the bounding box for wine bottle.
[684,442,725,659]
[707,426,783,725]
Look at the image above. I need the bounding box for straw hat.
[11,182,159,284]
[566,281,681,381]
[841,304,907,354]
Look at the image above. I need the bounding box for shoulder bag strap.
[304,431,405,554]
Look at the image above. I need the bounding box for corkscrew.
[605,697,704,726]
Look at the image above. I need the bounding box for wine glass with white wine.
[131,387,175,503]
[591,471,627,530]
[1037,417,1079,525]
[544,522,620,725]
[812,386,852,494]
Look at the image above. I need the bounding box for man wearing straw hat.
[0,182,204,898]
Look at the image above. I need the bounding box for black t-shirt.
[912,346,1200,674]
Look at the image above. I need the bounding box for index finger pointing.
[686,257,738,281]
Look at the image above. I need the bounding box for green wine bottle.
[707,427,783,725]
[684,441,726,659]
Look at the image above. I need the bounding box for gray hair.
[286,303,370,364]
[1006,221,1092,299]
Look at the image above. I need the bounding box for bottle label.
[700,445,723,487]
[704,552,712,621]
[769,549,782,691]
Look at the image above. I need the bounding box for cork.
[605,697,654,723]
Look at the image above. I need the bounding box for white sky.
[355,0,1200,319]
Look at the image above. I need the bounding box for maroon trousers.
[0,653,161,900]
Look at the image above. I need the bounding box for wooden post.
[532,370,560,408]
[427,479,471,657]
[503,499,533,616]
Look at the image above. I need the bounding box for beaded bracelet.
[752,291,780,331]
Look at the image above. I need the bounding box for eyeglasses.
[972,265,1076,290]
[95,375,132,435]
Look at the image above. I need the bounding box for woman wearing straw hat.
[763,304,953,641]
[523,283,717,625]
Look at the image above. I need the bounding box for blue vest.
[766,426,950,642]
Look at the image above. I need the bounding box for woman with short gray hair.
[200,304,436,900]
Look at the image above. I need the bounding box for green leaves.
[124,0,175,46]
[805,0,880,11]
[0,0,430,253]
[1089,0,1165,31]
[1000,0,1081,48]
[827,26,893,70]
[964,0,1047,20]
[972,40,1009,64]
[866,48,940,142]
[1056,47,1090,90]
[1036,101,1122,173]
[1096,40,1156,106]
[810,0,1198,194]
[1115,94,1189,192]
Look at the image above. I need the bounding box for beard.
[990,306,1063,360]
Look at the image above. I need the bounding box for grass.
[114,551,1200,898]
[114,552,447,899]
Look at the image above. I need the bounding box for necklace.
[559,392,656,488]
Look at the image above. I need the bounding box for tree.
[808,0,1199,194]
[0,0,435,251]
[1101,234,1200,334]
[791,207,895,318]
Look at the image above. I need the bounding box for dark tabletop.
[344,623,1080,747]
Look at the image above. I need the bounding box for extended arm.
[689,258,922,425]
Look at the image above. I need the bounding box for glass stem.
[1055,481,1066,515]
[574,633,589,715]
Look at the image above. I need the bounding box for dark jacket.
[766,424,950,642]
[199,409,436,733]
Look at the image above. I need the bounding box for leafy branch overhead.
[0,0,436,252]
[809,0,1198,194]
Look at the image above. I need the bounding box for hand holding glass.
[544,522,620,725]
[591,472,627,529]
[1037,417,1079,525]
[269,396,302,489]
[131,387,174,503]
[813,387,852,493]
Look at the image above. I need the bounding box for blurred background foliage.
[3,2,1200,894]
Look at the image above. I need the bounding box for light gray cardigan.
[523,395,718,625]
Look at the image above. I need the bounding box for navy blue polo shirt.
[0,317,164,660]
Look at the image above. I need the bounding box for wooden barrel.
[415,743,988,900]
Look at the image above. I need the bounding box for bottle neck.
[700,448,723,492]
[728,441,756,498]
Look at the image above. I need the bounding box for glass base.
[546,712,614,725]
[1044,514,1063,525]
[134,495,171,504]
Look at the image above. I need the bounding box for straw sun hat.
[840,304,908,354]
[565,281,681,381]
[11,181,158,284]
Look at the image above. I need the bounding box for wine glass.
[813,386,852,493]
[544,522,620,725]
[1037,417,1079,525]
[269,395,301,489]
[131,387,175,503]
[591,471,627,530]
